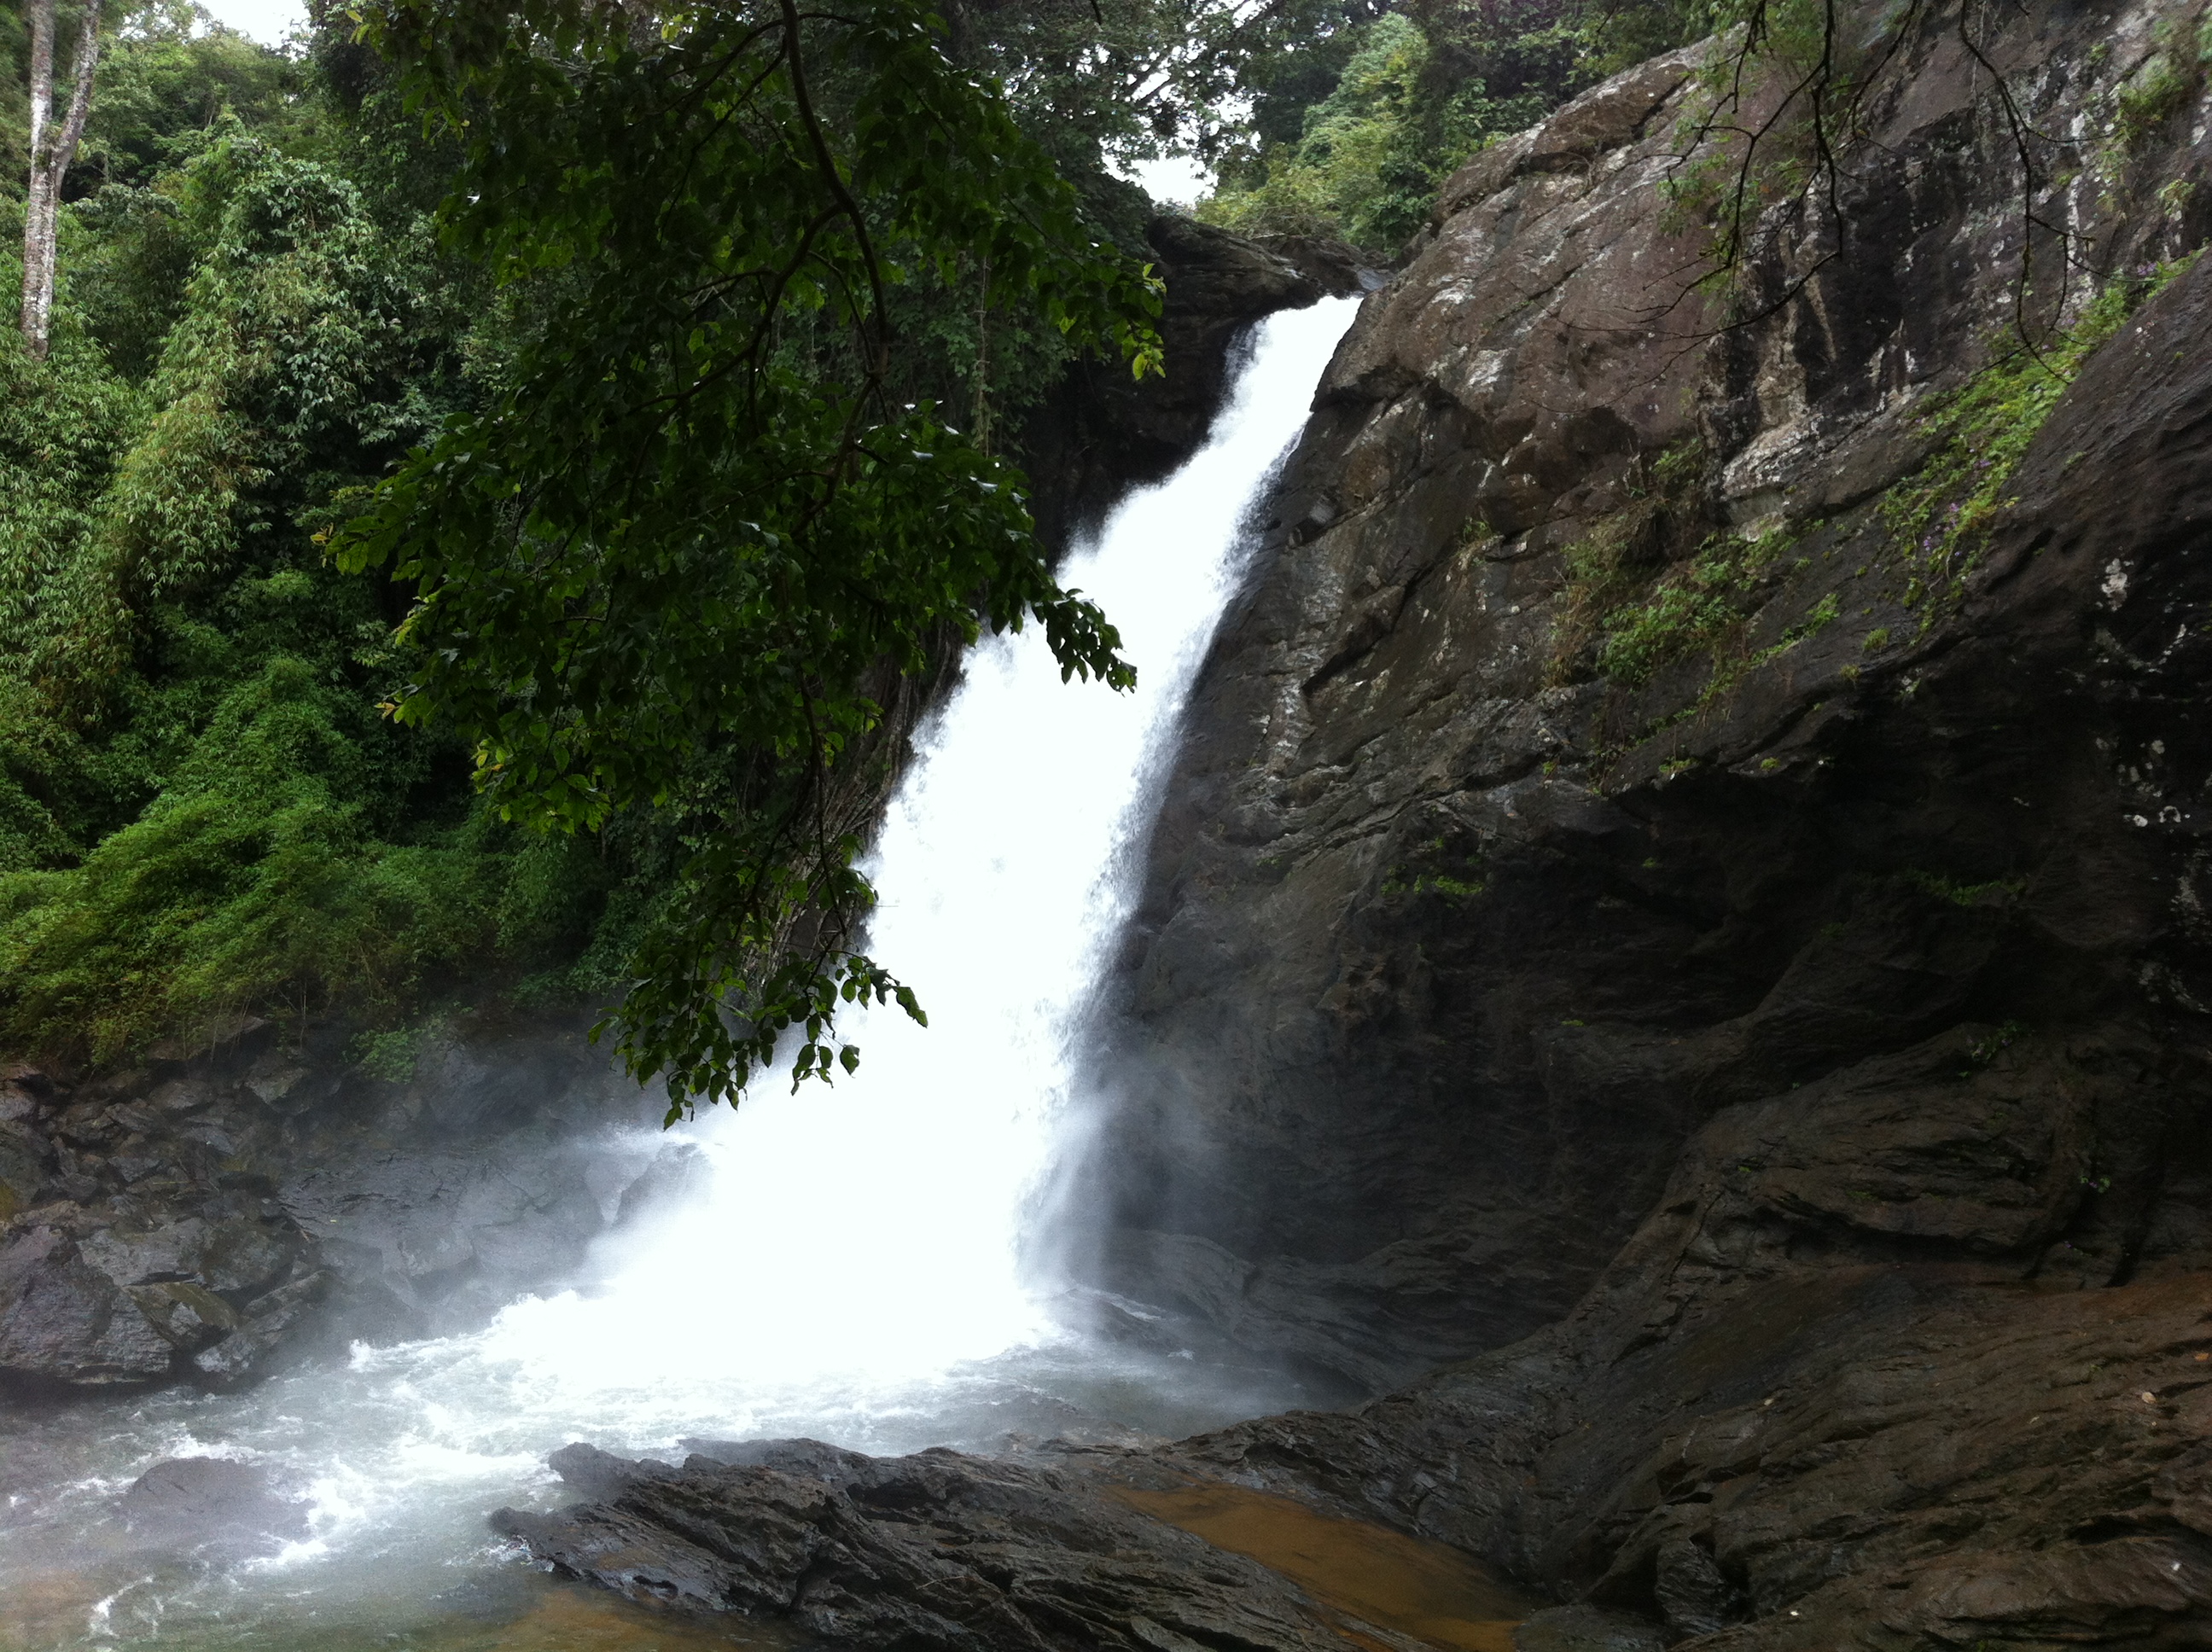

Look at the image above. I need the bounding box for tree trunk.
[20,1,102,362]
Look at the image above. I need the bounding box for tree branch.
[20,3,102,359]
[18,0,58,351]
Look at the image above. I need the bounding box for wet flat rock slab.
[496,1440,1481,1652]
[1103,1479,1532,1651]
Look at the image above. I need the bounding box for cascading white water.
[481,293,1364,1410]
[0,295,1361,1651]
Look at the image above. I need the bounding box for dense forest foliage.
[1203,0,1703,251]
[0,0,1702,1096]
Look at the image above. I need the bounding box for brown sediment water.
[472,1583,795,1651]
[1109,1481,1535,1652]
[0,1572,108,1652]
[0,1570,798,1652]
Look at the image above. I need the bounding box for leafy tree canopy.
[940,0,1383,172]
[84,4,307,189]
[0,0,1192,1104]
[0,113,490,1061]
[332,0,1164,1114]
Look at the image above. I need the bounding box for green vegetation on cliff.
[0,24,501,1065]
[1199,0,1705,253]
[1545,251,2201,772]
[1882,254,2201,620]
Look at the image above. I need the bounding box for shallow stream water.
[0,299,1365,1652]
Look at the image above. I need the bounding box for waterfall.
[0,294,1362,1649]
[480,292,1365,1413]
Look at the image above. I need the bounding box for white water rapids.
[0,296,1362,1651]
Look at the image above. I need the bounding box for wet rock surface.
[1151,1030,2212,1645]
[0,1016,659,1394]
[1510,1606,1663,1652]
[495,1440,1360,1652]
[1074,0,2212,1395]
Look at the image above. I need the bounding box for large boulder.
[0,1225,175,1387]
[494,1440,1355,1652]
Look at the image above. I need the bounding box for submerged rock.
[119,1456,311,1560]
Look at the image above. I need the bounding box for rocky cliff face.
[1081,0,2212,1392]
[1045,0,2212,1640]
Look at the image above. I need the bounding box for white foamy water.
[0,297,1361,1651]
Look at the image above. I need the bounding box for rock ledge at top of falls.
[119,1456,313,1561]
[1018,215,1376,551]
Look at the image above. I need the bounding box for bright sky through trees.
[1121,153,1213,204]
[199,0,306,44]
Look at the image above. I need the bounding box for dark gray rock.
[0,1119,51,1216]
[611,1143,712,1230]
[0,1015,667,1395]
[0,1224,175,1387]
[0,1180,335,1392]
[546,1441,684,1503]
[1652,1538,1738,1638]
[497,1444,1356,1651]
[676,1436,876,1485]
[119,1456,311,1559]
[1159,1023,2212,1648]
[189,1268,333,1389]
[126,1279,239,1352]
[1512,1605,1664,1652]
